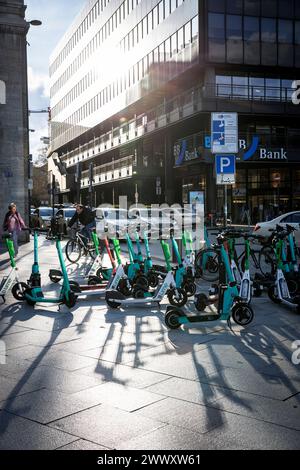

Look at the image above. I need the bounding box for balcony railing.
[61,82,296,169]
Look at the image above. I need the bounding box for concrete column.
[0,0,30,228]
[164,132,175,205]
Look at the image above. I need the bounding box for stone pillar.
[0,0,30,229]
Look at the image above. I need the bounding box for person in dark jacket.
[68,204,96,240]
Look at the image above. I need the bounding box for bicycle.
[65,229,99,264]
[195,230,276,282]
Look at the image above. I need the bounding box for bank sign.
[206,136,289,162]
[239,137,288,161]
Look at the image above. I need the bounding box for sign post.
[211,113,238,155]
[211,112,238,228]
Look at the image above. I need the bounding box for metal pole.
[52,174,56,219]
[224,185,228,227]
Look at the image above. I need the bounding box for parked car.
[96,208,137,238]
[128,207,180,239]
[254,211,300,246]
[30,207,57,230]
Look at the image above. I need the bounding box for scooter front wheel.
[231,303,254,326]
[183,281,197,298]
[268,285,282,304]
[168,288,188,308]
[12,282,29,301]
[148,273,159,288]
[165,309,184,330]
[105,291,123,309]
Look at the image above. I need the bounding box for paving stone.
[70,382,164,412]
[7,365,106,394]
[1,388,103,424]
[24,350,99,372]
[146,377,226,405]
[135,397,225,434]
[125,347,225,381]
[0,410,77,450]
[0,375,43,402]
[50,404,164,448]
[0,356,38,378]
[57,439,110,451]
[199,366,300,400]
[198,411,300,450]
[73,362,170,389]
[211,388,300,430]
[0,324,31,337]
[117,424,206,450]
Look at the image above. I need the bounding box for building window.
[226,14,243,63]
[208,13,225,61]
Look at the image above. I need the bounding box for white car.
[254,212,300,246]
[96,208,140,239]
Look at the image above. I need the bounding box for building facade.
[49,0,300,224]
[0,0,30,225]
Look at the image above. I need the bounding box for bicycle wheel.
[66,239,82,264]
[195,248,219,282]
[258,246,276,277]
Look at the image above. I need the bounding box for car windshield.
[39,208,53,217]
[64,210,76,218]
[103,209,128,220]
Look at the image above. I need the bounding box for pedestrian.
[3,203,26,257]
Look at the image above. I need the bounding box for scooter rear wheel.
[49,275,62,284]
[12,282,29,301]
[105,291,123,309]
[24,288,36,306]
[195,293,209,312]
[231,303,254,326]
[88,276,103,286]
[165,309,183,330]
[168,288,188,308]
[268,285,282,304]
[64,292,77,309]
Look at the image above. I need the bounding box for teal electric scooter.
[165,231,254,330]
[1,234,28,303]
[23,231,77,309]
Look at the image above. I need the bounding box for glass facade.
[50,0,198,151]
[208,0,300,66]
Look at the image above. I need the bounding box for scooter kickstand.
[227,317,234,334]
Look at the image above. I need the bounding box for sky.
[26,0,86,161]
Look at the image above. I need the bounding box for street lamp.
[28,20,42,27]
[25,19,42,226]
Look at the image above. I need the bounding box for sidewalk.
[0,238,300,450]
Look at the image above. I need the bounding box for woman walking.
[3,203,26,257]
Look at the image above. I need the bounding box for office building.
[49,0,300,223]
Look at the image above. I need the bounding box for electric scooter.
[105,239,188,309]
[239,234,253,304]
[165,231,254,330]
[1,234,28,303]
[23,232,78,309]
[268,228,300,313]
[49,231,114,285]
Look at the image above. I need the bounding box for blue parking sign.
[215,155,236,185]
